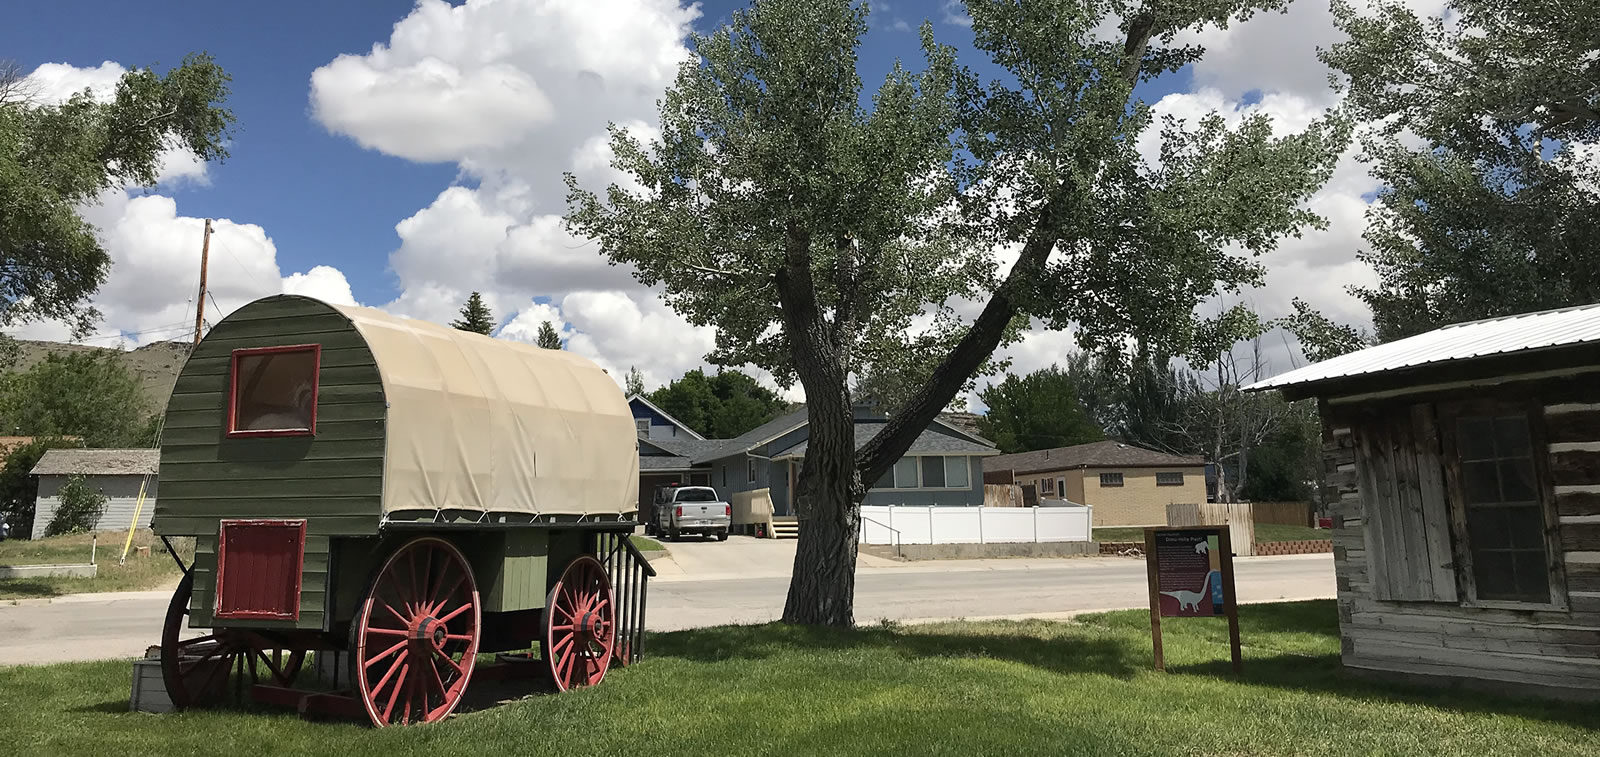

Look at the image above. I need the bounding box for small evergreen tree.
[536,320,562,349]
[625,366,646,396]
[451,292,495,335]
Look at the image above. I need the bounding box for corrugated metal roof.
[1245,303,1600,393]
[31,448,159,477]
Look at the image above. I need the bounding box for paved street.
[0,546,1332,665]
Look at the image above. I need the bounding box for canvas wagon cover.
[330,303,639,519]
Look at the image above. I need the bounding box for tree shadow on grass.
[1171,652,1600,731]
[648,622,1144,679]
[0,579,62,599]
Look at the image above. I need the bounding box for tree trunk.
[782,387,862,627]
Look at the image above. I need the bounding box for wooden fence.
[983,484,1023,508]
[1166,502,1255,556]
[1249,501,1314,527]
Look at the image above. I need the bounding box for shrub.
[0,437,80,538]
[46,475,109,537]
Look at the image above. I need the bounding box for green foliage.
[1066,351,1202,456]
[625,366,646,396]
[647,369,790,439]
[1238,399,1322,503]
[976,366,1104,453]
[536,320,562,349]
[450,292,495,335]
[0,54,234,334]
[0,351,151,447]
[44,475,107,537]
[0,437,80,539]
[1275,298,1371,363]
[1322,0,1600,341]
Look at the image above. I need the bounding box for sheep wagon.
[151,294,653,726]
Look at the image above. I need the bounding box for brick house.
[982,440,1206,526]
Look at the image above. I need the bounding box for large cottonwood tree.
[0,54,234,336]
[567,0,1345,626]
[1323,0,1600,340]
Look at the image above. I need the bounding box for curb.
[889,595,1339,626]
[1,588,173,608]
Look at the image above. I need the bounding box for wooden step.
[769,517,800,539]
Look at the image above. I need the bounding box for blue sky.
[4,1,1193,309]
[4,0,1383,396]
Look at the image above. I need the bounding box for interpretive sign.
[1143,526,1242,672]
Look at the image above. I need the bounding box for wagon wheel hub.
[410,616,449,650]
[575,612,603,640]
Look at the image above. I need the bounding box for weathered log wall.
[1325,382,1600,700]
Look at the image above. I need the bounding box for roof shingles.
[982,440,1201,476]
[30,448,159,477]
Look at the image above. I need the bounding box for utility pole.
[193,219,212,346]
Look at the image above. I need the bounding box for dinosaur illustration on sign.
[1161,587,1206,612]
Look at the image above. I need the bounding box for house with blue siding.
[628,397,998,522]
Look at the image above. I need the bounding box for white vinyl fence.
[858,504,1092,546]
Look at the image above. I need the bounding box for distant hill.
[10,339,191,414]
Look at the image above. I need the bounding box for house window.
[920,457,945,488]
[1040,477,1056,495]
[1099,472,1124,487]
[721,466,727,488]
[894,457,918,488]
[747,457,758,485]
[945,456,969,489]
[635,418,650,435]
[229,345,319,436]
[1156,472,1184,486]
[1450,411,1553,604]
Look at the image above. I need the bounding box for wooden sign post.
[1144,525,1242,673]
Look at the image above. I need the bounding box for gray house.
[29,448,160,539]
[630,397,998,522]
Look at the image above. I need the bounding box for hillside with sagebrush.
[9,339,190,414]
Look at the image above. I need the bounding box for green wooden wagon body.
[150,294,650,725]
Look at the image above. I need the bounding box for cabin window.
[635,418,650,435]
[747,457,758,484]
[229,345,319,436]
[1099,472,1124,487]
[1156,472,1184,486]
[1449,409,1555,605]
[1040,477,1056,495]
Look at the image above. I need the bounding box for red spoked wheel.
[543,555,615,692]
[160,570,305,709]
[351,537,481,727]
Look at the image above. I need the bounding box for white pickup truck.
[649,485,731,542]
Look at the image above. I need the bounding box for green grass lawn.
[1095,523,1326,544]
[630,535,665,552]
[0,530,191,600]
[1,600,1595,756]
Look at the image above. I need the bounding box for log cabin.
[1247,304,1600,700]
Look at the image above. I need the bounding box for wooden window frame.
[1156,472,1184,487]
[1437,399,1569,612]
[227,344,321,438]
[1099,472,1124,487]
